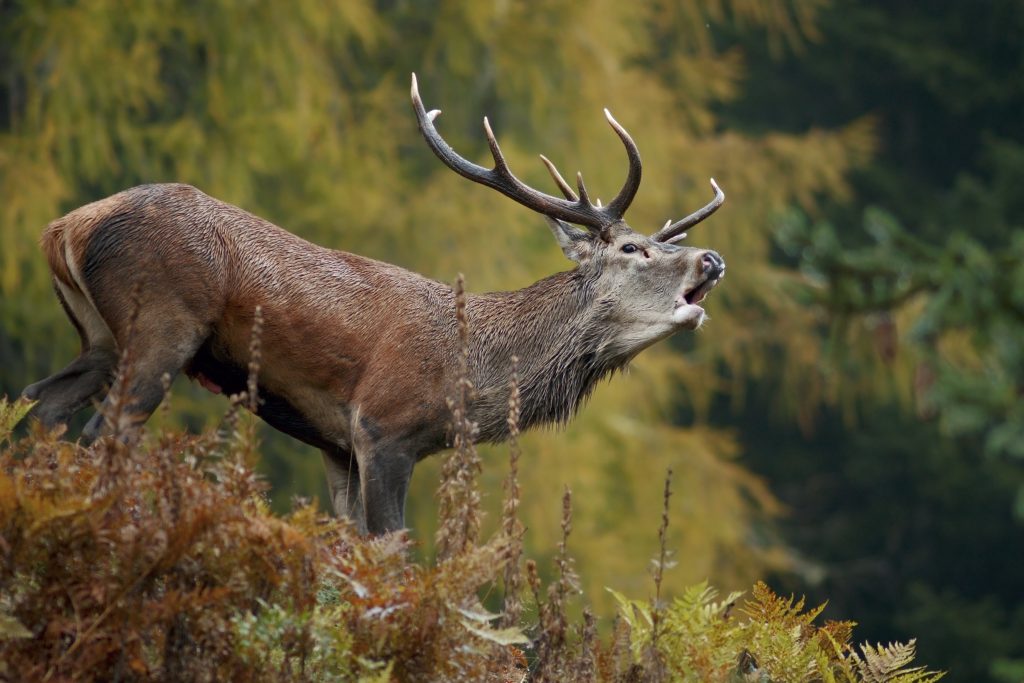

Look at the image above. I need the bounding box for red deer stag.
[23,74,725,535]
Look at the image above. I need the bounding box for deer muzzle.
[700,250,726,280]
[672,250,725,328]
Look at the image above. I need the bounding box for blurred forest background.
[0,1,1021,681]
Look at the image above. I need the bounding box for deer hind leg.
[22,279,119,431]
[24,348,119,429]
[321,447,367,534]
[81,308,209,444]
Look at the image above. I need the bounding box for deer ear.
[544,217,594,263]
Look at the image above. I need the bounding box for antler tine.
[602,109,642,220]
[411,73,493,180]
[575,172,592,206]
[411,73,631,233]
[482,117,509,173]
[539,155,578,200]
[651,178,725,242]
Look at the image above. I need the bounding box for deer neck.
[464,268,628,441]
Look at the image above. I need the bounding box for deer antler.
[650,179,725,243]
[411,73,642,234]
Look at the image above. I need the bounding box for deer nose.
[701,250,725,279]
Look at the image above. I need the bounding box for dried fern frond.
[853,639,945,683]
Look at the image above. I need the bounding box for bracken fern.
[0,390,941,682]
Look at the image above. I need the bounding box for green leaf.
[0,396,34,441]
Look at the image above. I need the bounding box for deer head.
[411,74,725,361]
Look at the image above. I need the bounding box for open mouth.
[677,276,721,309]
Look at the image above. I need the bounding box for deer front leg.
[321,447,367,535]
[352,415,416,535]
[357,448,415,535]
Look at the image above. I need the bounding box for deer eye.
[621,243,639,254]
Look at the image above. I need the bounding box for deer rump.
[22,76,726,535]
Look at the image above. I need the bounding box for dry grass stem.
[500,355,525,629]
[436,274,483,561]
[246,304,263,415]
[640,468,674,681]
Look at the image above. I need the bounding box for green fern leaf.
[0,397,34,442]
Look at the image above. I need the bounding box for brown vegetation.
[0,349,940,681]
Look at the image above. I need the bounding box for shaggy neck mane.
[465,267,630,442]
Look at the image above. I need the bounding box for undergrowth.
[0,295,942,681]
[0,392,944,681]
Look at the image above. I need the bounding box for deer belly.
[186,343,345,450]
